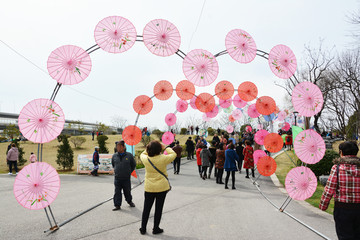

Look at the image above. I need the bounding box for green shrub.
[207,127,215,136]
[180,128,187,135]
[70,136,86,149]
[152,129,163,140]
[297,150,339,178]
[97,135,109,153]
[56,135,74,170]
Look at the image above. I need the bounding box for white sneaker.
[8,172,12,175]
[15,172,18,175]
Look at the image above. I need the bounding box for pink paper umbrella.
[232,109,242,119]
[143,19,181,57]
[47,45,92,85]
[253,150,267,165]
[206,105,219,118]
[226,125,234,133]
[233,94,247,108]
[255,129,269,145]
[292,81,324,117]
[277,110,286,121]
[219,98,232,108]
[294,129,325,164]
[190,96,197,109]
[202,113,211,122]
[225,29,257,63]
[285,166,317,201]
[18,99,65,143]
[162,131,174,145]
[223,105,233,113]
[13,162,60,210]
[248,104,260,118]
[282,122,291,131]
[268,44,297,79]
[176,99,188,112]
[245,125,252,132]
[165,113,177,126]
[94,16,137,54]
[183,49,219,87]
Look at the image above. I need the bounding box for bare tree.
[111,115,127,132]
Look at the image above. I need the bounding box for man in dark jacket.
[111,140,136,211]
[185,137,195,160]
[172,141,183,174]
[90,146,100,176]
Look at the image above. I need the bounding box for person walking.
[139,140,176,235]
[172,141,182,174]
[29,152,37,163]
[285,133,293,151]
[235,142,244,173]
[92,131,95,141]
[200,145,212,180]
[243,140,255,178]
[215,143,225,184]
[185,137,195,160]
[111,140,136,211]
[224,142,239,189]
[90,146,100,176]
[208,140,217,178]
[320,141,360,240]
[7,143,19,175]
[196,144,203,178]
[195,126,199,135]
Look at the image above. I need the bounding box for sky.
[0,0,358,131]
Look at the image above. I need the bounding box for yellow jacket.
[140,147,176,192]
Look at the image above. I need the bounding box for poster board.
[77,154,114,174]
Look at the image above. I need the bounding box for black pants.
[201,166,208,177]
[216,168,224,183]
[141,191,167,230]
[198,165,202,176]
[208,161,214,177]
[113,178,132,207]
[91,164,98,176]
[173,157,181,173]
[246,169,255,178]
[225,171,236,187]
[187,150,194,159]
[334,206,360,240]
[8,161,18,173]
[238,159,243,171]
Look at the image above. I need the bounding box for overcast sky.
[0,0,358,130]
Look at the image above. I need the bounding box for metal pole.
[40,144,43,162]
[48,205,58,226]
[37,143,40,162]
[44,208,53,228]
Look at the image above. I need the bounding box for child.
[29,152,37,163]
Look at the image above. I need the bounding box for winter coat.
[243,145,254,169]
[29,154,37,163]
[7,147,19,162]
[172,145,183,158]
[215,149,225,169]
[93,151,100,165]
[200,148,212,167]
[196,148,202,166]
[224,149,239,172]
[111,152,136,179]
[209,146,217,164]
[235,145,244,161]
[185,140,195,151]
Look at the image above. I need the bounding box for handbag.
[147,157,172,191]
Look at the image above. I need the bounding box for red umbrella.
[245,125,252,132]
[292,81,323,117]
[154,80,173,101]
[264,133,283,153]
[256,96,276,115]
[247,104,260,118]
[268,44,297,79]
[176,80,195,100]
[182,49,219,86]
[143,19,181,57]
[215,80,234,100]
[229,115,235,123]
[233,94,247,108]
[225,29,257,63]
[294,129,325,164]
[285,166,317,200]
[176,99,188,112]
[122,125,142,145]
[238,81,258,101]
[254,129,269,145]
[257,156,277,176]
[133,95,153,115]
[94,16,137,54]
[195,93,215,113]
[165,113,177,126]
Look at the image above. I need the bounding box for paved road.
[0,159,337,240]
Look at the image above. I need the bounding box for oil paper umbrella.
[195,93,215,113]
[215,80,234,100]
[176,80,195,100]
[13,162,60,210]
[165,113,177,126]
[232,109,242,119]
[229,115,236,123]
[226,125,234,133]
[47,45,92,85]
[238,81,258,101]
[143,19,181,57]
[253,150,267,165]
[292,126,303,143]
[257,156,277,176]
[285,166,317,201]
[162,131,175,145]
[225,29,257,63]
[264,133,284,153]
[254,129,269,145]
[245,125,252,132]
[219,98,232,108]
[248,104,260,118]
[133,95,153,115]
[182,49,219,87]
[223,105,233,113]
[294,129,325,164]
[292,81,323,117]
[94,16,137,54]
[176,99,188,112]
[189,96,197,109]
[18,98,65,143]
[206,105,219,118]
[154,80,173,100]
[202,113,211,122]
[122,125,142,145]
[256,96,276,116]
[233,94,247,108]
[264,113,275,122]
[277,110,287,121]
[282,122,291,131]
[268,44,297,79]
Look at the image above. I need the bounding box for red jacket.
[196,148,202,166]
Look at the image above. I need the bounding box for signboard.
[77,154,114,174]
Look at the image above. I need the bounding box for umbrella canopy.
[202,113,211,122]
[215,80,234,100]
[13,162,60,210]
[238,81,258,101]
[47,45,92,85]
[165,113,177,126]
[122,125,142,145]
[255,129,269,145]
[225,29,257,63]
[195,93,216,113]
[281,134,287,143]
[294,129,325,164]
[292,126,304,143]
[223,105,234,113]
[228,138,236,144]
[229,115,236,123]
[245,125,252,132]
[282,122,291,131]
[182,49,219,86]
[206,105,219,118]
[133,95,153,115]
[268,44,297,79]
[257,156,277,176]
[264,133,283,153]
[143,19,181,57]
[18,98,65,143]
[277,110,287,121]
[233,94,247,108]
[226,125,234,133]
[176,99,188,113]
[219,98,232,108]
[175,80,195,100]
[162,131,174,145]
[264,113,275,122]
[232,109,242,119]
[292,81,324,117]
[285,166,317,201]
[256,96,276,115]
[189,96,197,109]
[153,80,173,101]
[94,16,137,54]
[248,104,260,118]
[253,150,267,165]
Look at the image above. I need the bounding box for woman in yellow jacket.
[139,140,176,235]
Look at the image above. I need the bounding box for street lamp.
[293,111,299,126]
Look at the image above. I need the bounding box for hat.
[95,146,99,149]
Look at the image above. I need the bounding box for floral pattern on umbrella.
[285,166,317,201]
[215,80,234,100]
[268,44,297,79]
[292,81,323,117]
[153,80,173,101]
[294,129,325,164]
[225,29,257,63]
[176,80,195,100]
